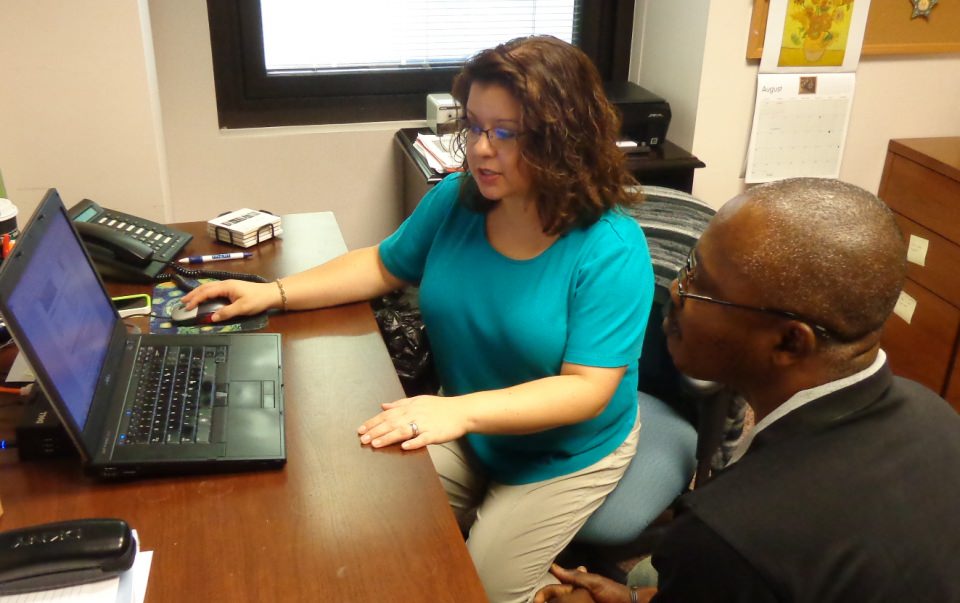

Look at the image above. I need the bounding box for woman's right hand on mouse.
[181,279,282,322]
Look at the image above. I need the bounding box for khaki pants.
[428,414,640,603]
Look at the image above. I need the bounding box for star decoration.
[911,0,938,19]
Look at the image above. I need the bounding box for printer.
[604,82,672,150]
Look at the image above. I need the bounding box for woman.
[183,36,653,603]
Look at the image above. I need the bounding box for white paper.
[907,235,929,267]
[760,0,871,73]
[414,133,463,172]
[0,578,120,603]
[745,73,855,183]
[893,291,917,325]
[5,351,35,383]
[412,140,445,173]
[115,551,152,603]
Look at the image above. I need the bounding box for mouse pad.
[149,279,268,335]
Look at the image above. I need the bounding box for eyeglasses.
[675,247,845,341]
[462,120,522,149]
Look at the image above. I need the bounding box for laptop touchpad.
[231,381,267,408]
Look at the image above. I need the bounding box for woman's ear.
[772,321,817,366]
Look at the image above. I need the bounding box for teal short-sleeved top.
[379,173,653,484]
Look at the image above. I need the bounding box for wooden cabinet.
[879,137,960,412]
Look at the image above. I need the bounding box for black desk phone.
[67,199,192,283]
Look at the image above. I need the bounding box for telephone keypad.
[96,210,191,263]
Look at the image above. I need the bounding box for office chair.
[564,186,741,579]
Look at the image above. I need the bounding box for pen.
[177,252,253,264]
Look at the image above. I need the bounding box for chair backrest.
[625,186,715,423]
[626,186,744,482]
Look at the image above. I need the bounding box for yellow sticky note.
[893,291,917,325]
[907,235,929,267]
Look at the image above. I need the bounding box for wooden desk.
[0,213,486,602]
[395,127,705,217]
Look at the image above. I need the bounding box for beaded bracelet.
[275,278,288,312]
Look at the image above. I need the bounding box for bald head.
[714,178,907,342]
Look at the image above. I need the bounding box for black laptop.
[0,189,285,478]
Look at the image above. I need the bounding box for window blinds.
[261,0,577,73]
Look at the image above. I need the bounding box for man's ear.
[771,322,817,366]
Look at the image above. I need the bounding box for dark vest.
[680,365,960,602]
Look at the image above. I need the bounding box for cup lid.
[0,198,18,221]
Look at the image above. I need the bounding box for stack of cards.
[207,209,282,248]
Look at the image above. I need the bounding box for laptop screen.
[5,209,117,429]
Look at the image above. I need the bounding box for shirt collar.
[728,349,887,465]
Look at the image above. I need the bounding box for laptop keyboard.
[117,344,227,446]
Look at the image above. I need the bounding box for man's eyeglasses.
[675,247,845,341]
[462,120,522,149]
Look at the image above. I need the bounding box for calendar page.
[745,73,855,183]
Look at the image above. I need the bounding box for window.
[207,0,634,128]
[261,1,576,73]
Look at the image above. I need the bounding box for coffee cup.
[0,198,18,238]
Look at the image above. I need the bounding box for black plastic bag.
[371,289,439,397]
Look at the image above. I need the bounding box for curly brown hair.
[450,36,642,235]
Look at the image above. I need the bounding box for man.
[535,178,960,602]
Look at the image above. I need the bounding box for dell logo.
[12,528,83,548]
[35,411,47,425]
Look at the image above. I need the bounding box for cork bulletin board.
[748,0,960,59]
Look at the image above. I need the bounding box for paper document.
[5,351,35,383]
[414,134,463,173]
[745,73,855,183]
[0,577,122,603]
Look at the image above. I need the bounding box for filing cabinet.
[879,137,960,412]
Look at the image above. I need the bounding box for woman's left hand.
[357,396,467,450]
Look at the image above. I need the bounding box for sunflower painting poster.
[760,0,871,73]
[780,0,855,66]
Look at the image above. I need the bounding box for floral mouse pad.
[149,279,268,335]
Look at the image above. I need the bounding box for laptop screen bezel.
[0,189,130,461]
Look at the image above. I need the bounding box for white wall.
[0,0,168,224]
[631,0,710,151]
[148,0,413,249]
[0,0,417,250]
[687,0,960,208]
[2,1,958,245]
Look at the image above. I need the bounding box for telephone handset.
[67,199,192,283]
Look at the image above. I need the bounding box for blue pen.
[178,252,253,264]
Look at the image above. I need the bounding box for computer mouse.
[170,297,231,326]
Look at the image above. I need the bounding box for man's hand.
[533,565,633,603]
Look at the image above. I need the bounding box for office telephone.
[67,199,192,283]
